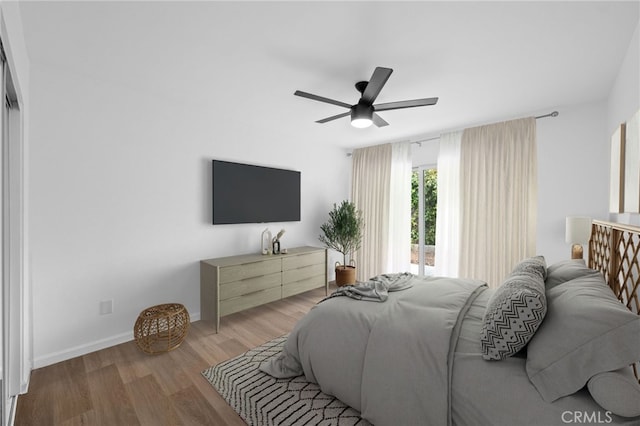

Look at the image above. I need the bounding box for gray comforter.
[260,273,640,425]
[260,275,486,426]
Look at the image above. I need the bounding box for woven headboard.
[588,220,640,383]
[589,220,640,314]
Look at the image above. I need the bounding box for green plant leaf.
[318,200,364,266]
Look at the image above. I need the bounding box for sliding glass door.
[1,41,25,426]
[411,166,437,276]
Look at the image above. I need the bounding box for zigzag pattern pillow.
[481,257,547,361]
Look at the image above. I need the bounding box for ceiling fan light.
[351,117,373,128]
[351,102,374,128]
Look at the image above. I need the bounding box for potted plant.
[319,200,364,286]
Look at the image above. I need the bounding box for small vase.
[261,229,272,255]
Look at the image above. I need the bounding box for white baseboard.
[33,331,133,369]
[33,311,201,369]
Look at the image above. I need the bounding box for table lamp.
[565,216,592,259]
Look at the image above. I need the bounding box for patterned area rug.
[202,335,371,426]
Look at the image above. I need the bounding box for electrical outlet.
[100,300,113,315]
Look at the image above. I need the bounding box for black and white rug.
[202,335,371,426]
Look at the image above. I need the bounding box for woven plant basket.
[134,303,190,354]
[335,260,356,286]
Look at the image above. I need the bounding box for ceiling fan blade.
[316,111,351,124]
[294,90,352,109]
[374,97,438,112]
[361,67,393,104]
[372,113,389,127]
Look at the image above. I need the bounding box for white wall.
[536,102,610,265]
[28,64,349,367]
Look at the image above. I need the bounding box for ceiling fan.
[294,67,438,128]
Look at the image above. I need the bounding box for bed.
[260,220,640,425]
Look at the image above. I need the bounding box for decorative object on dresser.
[565,216,592,259]
[272,229,285,255]
[318,201,364,286]
[261,228,272,255]
[133,303,190,354]
[200,246,328,332]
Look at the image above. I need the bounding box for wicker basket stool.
[134,303,190,354]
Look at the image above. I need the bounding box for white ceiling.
[18,1,640,149]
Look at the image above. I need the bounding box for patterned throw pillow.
[480,256,547,361]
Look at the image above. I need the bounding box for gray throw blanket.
[322,272,414,302]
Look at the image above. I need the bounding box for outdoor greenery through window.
[411,167,437,275]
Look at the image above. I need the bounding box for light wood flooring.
[15,286,329,426]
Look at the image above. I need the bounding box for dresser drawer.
[201,247,327,332]
[282,262,325,285]
[282,251,325,270]
[220,287,282,316]
[219,259,281,283]
[282,275,326,298]
[219,272,282,300]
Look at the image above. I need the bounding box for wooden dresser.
[200,246,327,332]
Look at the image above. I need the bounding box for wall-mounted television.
[212,160,301,225]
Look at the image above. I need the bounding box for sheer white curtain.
[458,117,537,287]
[387,142,412,273]
[434,131,463,277]
[351,142,411,281]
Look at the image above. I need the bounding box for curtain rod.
[535,110,559,119]
[346,111,559,156]
[410,110,560,146]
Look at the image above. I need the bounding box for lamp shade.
[565,216,592,245]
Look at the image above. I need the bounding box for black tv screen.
[212,160,301,224]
